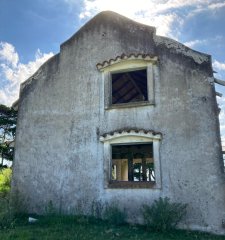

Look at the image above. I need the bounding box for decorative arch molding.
[100,129,162,143]
[96,53,158,72]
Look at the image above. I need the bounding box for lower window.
[100,129,162,189]
[111,143,155,182]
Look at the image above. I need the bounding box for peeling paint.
[154,36,209,65]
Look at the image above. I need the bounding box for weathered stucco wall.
[12,11,225,234]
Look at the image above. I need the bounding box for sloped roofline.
[60,11,156,49]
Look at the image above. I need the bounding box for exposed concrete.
[11,11,225,234]
[154,35,210,65]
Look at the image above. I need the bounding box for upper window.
[96,54,158,109]
[111,69,148,104]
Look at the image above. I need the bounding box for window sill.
[108,181,156,189]
[105,101,155,110]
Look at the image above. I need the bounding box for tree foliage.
[0,104,17,167]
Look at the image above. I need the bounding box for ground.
[1,215,225,240]
[1,169,225,239]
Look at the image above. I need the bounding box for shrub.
[142,197,187,232]
[0,168,15,229]
[0,196,15,229]
[103,204,126,226]
[0,168,12,197]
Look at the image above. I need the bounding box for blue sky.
[0,0,225,143]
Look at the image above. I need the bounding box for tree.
[0,105,17,168]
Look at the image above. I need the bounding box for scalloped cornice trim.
[100,128,162,142]
[96,53,158,71]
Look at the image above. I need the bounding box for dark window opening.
[111,143,154,182]
[111,69,148,104]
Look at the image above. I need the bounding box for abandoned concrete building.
[11,11,225,234]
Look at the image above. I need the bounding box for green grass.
[0,215,225,240]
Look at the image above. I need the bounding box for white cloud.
[186,0,225,19]
[0,42,19,68]
[0,42,54,106]
[184,39,208,48]
[213,60,225,72]
[71,0,225,37]
[214,60,225,144]
[217,97,225,146]
[134,12,181,38]
[77,0,185,37]
[184,35,223,49]
[208,2,225,10]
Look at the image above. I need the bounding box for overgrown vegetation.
[0,173,223,239]
[0,104,17,167]
[0,168,12,196]
[103,204,127,225]
[0,104,18,229]
[0,196,15,230]
[0,215,225,240]
[142,197,187,232]
[0,168,15,229]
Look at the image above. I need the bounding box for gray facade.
[12,11,225,234]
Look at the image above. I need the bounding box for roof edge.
[60,11,156,49]
[154,35,211,65]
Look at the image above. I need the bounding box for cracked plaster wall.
[11,11,225,234]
